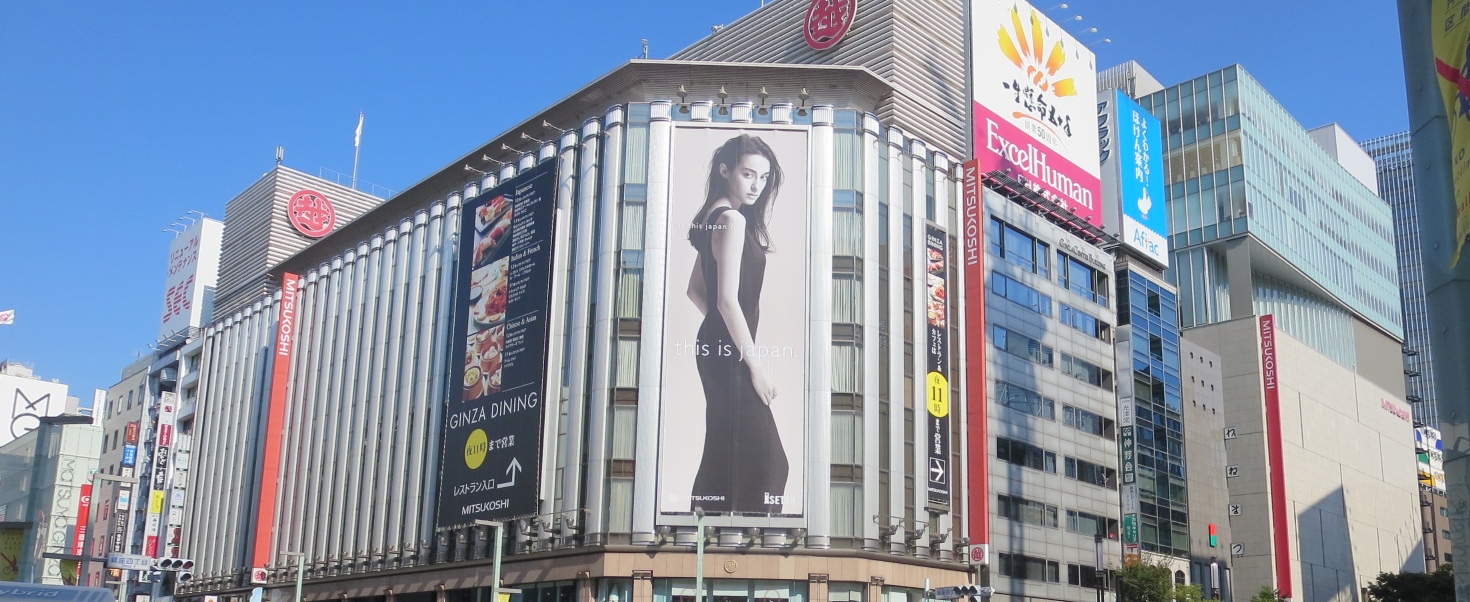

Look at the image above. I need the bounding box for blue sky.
[0,0,1407,399]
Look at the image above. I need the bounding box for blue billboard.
[1107,90,1168,266]
[121,444,137,467]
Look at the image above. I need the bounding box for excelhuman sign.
[436,161,559,527]
[971,0,1101,225]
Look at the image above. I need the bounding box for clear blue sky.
[0,0,1406,400]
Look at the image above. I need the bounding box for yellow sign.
[1,528,23,581]
[1433,0,1470,266]
[465,428,488,469]
[926,372,950,418]
[150,490,165,513]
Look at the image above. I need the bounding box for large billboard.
[1,373,70,447]
[971,0,1101,225]
[250,272,298,570]
[924,225,952,506]
[159,219,223,340]
[658,124,809,517]
[437,160,559,527]
[1099,90,1168,266]
[1417,426,1446,492]
[1432,1,1470,266]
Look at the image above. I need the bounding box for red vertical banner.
[1259,315,1292,598]
[72,483,92,555]
[252,273,299,570]
[962,159,990,565]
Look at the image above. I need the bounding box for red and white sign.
[0,309,13,325]
[250,568,268,585]
[1382,398,1412,422]
[72,484,92,555]
[159,219,222,340]
[961,160,991,559]
[1259,316,1293,599]
[124,421,139,445]
[969,544,990,565]
[971,0,1101,225]
[804,0,855,51]
[252,273,299,569]
[287,189,337,238]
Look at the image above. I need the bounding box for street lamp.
[1093,533,1104,602]
[474,521,505,602]
[694,507,706,602]
[280,551,306,602]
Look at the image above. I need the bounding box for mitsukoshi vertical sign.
[251,273,298,570]
[437,161,559,527]
[971,0,1101,225]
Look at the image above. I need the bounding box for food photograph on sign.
[437,162,559,528]
[658,124,810,517]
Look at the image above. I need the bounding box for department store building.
[179,2,1131,602]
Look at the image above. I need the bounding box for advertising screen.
[924,224,952,505]
[657,124,809,517]
[971,0,1101,225]
[436,160,559,527]
[1099,90,1168,266]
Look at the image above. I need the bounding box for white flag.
[0,309,13,325]
[354,112,364,148]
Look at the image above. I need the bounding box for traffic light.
[152,557,196,592]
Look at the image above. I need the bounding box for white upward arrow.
[497,457,523,489]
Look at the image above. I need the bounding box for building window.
[1059,303,1111,341]
[993,325,1054,368]
[1063,406,1116,440]
[1067,564,1106,588]
[1066,510,1119,538]
[1061,354,1113,389]
[998,553,1061,583]
[1146,290,1161,315]
[997,437,1057,473]
[990,218,1051,277]
[1445,530,1452,540]
[997,494,1058,528]
[993,272,1053,316]
[995,381,1055,420]
[1057,252,1109,306]
[1065,457,1117,489]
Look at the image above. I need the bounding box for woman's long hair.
[689,134,783,252]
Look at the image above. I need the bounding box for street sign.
[968,544,990,565]
[107,553,153,571]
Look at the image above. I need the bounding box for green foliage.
[1171,583,1205,602]
[1117,561,1172,602]
[1247,586,1282,602]
[1365,563,1454,602]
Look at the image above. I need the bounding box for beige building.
[1184,317,1421,600]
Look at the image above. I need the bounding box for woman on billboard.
[684,133,789,514]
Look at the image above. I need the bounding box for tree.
[1171,583,1205,602]
[1117,561,1172,602]
[1247,586,1282,602]
[1365,563,1454,602]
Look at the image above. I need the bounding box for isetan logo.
[1382,399,1411,422]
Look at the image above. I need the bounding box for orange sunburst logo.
[996,5,1077,98]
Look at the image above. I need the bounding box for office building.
[1137,64,1422,599]
[1362,131,1438,428]
[0,415,102,584]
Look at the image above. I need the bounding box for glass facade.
[1137,66,1403,366]
[1363,131,1439,427]
[1115,269,1189,558]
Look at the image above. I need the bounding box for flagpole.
[352,111,363,190]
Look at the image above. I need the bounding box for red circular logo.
[287,189,337,238]
[804,0,855,51]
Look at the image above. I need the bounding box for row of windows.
[1059,303,1110,341]
[1057,253,1109,307]
[997,553,1060,583]
[992,324,1053,367]
[991,218,1051,278]
[1060,353,1112,389]
[993,272,1053,316]
[996,436,1116,490]
[1063,405,1116,440]
[1066,457,1117,489]
[995,380,1055,420]
[995,492,1122,540]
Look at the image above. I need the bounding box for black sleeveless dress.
[689,206,789,514]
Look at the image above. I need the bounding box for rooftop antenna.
[640,38,649,59]
[275,145,284,166]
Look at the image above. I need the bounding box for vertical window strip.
[614,339,640,388]
[833,274,863,324]
[832,343,862,394]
